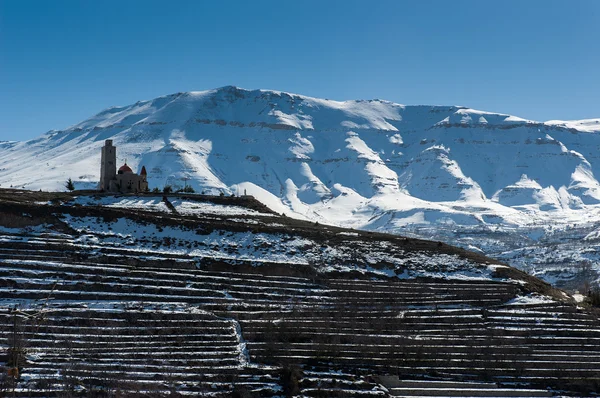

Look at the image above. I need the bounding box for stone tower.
[99,139,116,191]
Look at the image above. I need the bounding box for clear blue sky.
[1,0,598,140]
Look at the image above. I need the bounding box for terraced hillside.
[0,189,599,397]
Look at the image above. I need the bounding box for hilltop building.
[99,140,148,193]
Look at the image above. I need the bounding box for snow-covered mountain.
[2,85,600,287]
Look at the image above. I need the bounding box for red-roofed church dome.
[118,163,133,174]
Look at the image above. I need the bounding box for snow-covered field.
[2,86,600,287]
[60,212,504,283]
[72,195,274,217]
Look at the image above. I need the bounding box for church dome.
[118,163,133,174]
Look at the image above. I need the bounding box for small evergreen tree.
[163,185,172,194]
[152,187,160,193]
[65,178,75,191]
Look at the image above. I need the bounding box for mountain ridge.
[2,85,600,288]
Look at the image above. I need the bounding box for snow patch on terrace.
[172,199,274,217]
[504,294,556,306]
[60,214,509,283]
[71,195,273,217]
[63,215,313,265]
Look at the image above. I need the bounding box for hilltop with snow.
[1,85,600,288]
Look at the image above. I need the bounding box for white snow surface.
[58,214,507,283]
[72,195,274,217]
[2,86,600,287]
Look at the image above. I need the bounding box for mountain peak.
[2,87,600,289]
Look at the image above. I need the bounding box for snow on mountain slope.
[399,145,486,202]
[2,85,600,288]
[545,118,600,133]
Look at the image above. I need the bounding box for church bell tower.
[99,140,116,191]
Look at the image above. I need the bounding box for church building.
[99,140,148,193]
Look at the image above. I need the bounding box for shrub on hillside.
[177,185,195,193]
[231,386,253,398]
[588,287,600,307]
[279,365,301,397]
